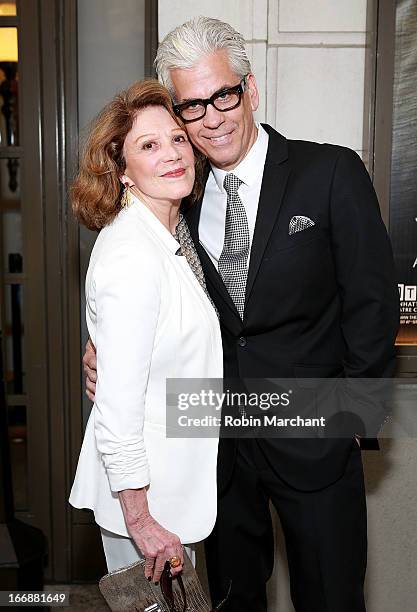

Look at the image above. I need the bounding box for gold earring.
[120,185,130,208]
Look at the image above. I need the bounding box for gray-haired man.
[85,16,398,612]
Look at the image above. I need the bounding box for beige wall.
[158,2,417,610]
[159,0,369,157]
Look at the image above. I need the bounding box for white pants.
[100,527,196,572]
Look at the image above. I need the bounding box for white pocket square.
[289,215,315,235]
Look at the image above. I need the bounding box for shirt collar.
[210,123,269,193]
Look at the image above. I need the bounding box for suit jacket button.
[238,336,247,347]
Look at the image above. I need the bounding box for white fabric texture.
[199,123,269,268]
[69,194,223,543]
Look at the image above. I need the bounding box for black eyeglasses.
[173,76,248,123]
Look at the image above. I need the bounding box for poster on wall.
[398,280,417,343]
[389,0,417,345]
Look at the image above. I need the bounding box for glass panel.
[8,403,28,511]
[1,157,21,274]
[389,1,417,345]
[0,2,16,16]
[0,27,18,145]
[4,280,24,394]
[78,0,146,427]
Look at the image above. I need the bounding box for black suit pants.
[205,438,367,612]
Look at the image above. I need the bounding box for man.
[84,17,399,612]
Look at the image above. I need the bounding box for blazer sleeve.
[329,147,399,378]
[93,240,161,492]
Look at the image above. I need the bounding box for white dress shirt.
[69,195,223,543]
[199,124,269,268]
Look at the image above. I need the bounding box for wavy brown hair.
[71,79,204,230]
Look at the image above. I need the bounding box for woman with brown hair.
[69,80,222,583]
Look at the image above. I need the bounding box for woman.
[69,80,222,583]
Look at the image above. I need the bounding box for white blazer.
[69,195,223,543]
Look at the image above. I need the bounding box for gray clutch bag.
[99,549,229,612]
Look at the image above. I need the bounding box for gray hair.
[155,16,252,98]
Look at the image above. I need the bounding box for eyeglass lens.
[179,84,243,121]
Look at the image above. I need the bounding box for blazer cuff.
[107,468,150,493]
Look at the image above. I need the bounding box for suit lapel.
[245,126,291,306]
[186,126,291,327]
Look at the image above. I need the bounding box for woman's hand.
[131,514,184,583]
[118,489,184,582]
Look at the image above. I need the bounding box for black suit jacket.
[185,124,399,492]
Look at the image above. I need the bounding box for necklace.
[173,215,219,318]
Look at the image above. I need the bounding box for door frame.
[370,0,417,373]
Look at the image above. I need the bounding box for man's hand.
[83,338,97,401]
